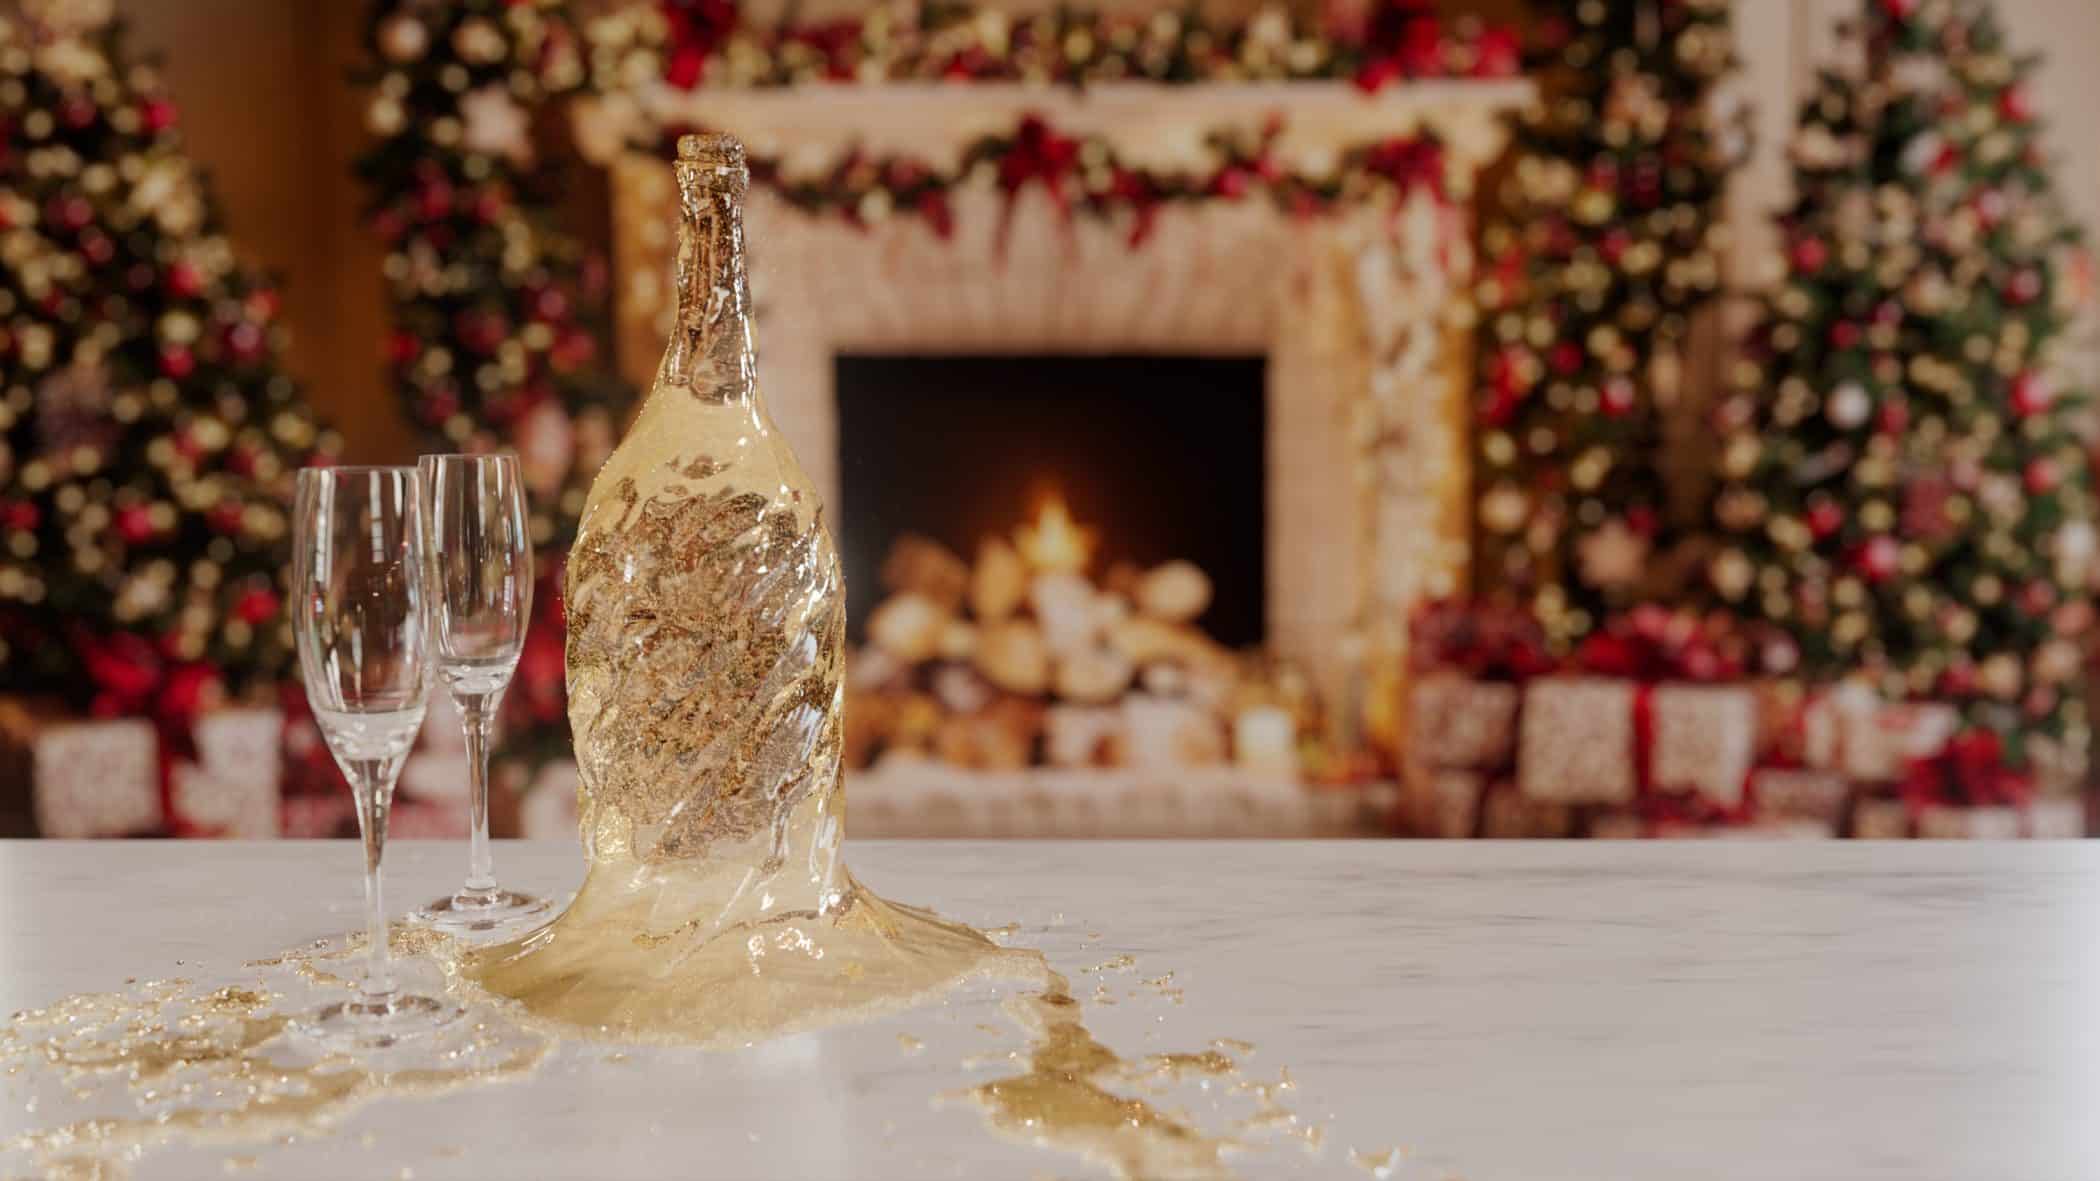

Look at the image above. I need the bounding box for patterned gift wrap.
[1406,767,1483,838]
[1408,675,1520,770]
[1481,782,1574,838]
[1517,678,1637,805]
[1915,804,2023,841]
[1751,768,1851,826]
[1851,798,1912,839]
[176,708,284,837]
[16,714,163,838]
[171,762,279,839]
[2025,798,2086,839]
[1648,684,1757,807]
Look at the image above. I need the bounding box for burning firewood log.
[971,537,1028,622]
[975,619,1050,695]
[1135,560,1212,624]
[881,533,969,611]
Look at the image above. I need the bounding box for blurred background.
[5,0,2099,841]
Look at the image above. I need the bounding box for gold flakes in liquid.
[456,158,1026,1044]
[2,934,549,1178]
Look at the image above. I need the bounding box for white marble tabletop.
[3,839,2097,1180]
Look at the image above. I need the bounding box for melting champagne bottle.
[465,134,1029,1043]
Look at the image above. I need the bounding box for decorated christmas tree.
[1708,0,2095,765]
[357,0,640,771]
[0,0,337,721]
[1471,0,1745,647]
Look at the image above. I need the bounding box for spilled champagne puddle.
[2,932,548,1179]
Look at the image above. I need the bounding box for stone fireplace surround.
[602,78,1526,725]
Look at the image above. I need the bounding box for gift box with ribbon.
[1648,684,1757,807]
[170,708,283,838]
[1518,677,1638,805]
[1408,674,1520,771]
[2,702,162,838]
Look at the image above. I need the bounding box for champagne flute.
[291,466,461,1047]
[411,453,549,934]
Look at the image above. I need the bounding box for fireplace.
[835,353,1266,647]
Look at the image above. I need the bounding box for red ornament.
[1478,385,1519,428]
[157,344,194,380]
[1939,663,1977,698]
[2011,371,2051,416]
[139,98,178,134]
[416,178,455,222]
[60,96,97,129]
[385,329,421,367]
[1790,237,1828,274]
[224,321,265,364]
[549,329,596,373]
[115,505,158,545]
[1210,167,1250,200]
[1999,84,2033,124]
[1625,506,1659,537]
[208,501,246,534]
[78,230,114,266]
[1877,395,1910,435]
[233,587,281,627]
[2006,269,2042,306]
[2019,580,2058,615]
[2,500,39,532]
[1856,535,1900,582]
[165,261,203,299]
[2025,457,2059,493]
[1473,27,1521,78]
[1548,340,1584,376]
[1880,0,1915,18]
[1829,321,1861,350]
[1599,376,1636,417]
[1806,500,1844,540]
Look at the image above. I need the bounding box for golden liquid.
[460,135,1025,1044]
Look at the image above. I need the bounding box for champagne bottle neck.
[664,165,757,405]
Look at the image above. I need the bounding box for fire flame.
[1016,496,1094,574]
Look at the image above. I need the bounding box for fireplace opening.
[835,354,1267,647]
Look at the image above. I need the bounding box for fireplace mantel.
[623,78,1529,172]
[598,77,1529,740]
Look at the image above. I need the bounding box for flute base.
[293,992,462,1050]
[414,887,551,937]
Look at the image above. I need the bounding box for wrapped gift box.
[1407,768,1483,839]
[1649,684,1757,807]
[177,708,284,837]
[390,799,469,840]
[281,793,355,839]
[1518,678,1636,805]
[1752,768,1851,826]
[1587,810,1646,840]
[1408,675,1520,770]
[2026,798,2085,839]
[520,760,581,840]
[1714,818,1839,840]
[193,709,283,781]
[5,708,162,838]
[1482,782,1574,838]
[1851,798,1911,839]
[172,762,278,838]
[1916,804,2023,840]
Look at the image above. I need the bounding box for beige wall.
[116,0,404,462]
